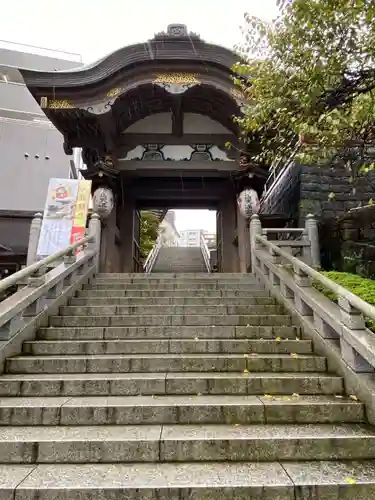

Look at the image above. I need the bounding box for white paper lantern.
[237,189,260,218]
[92,186,114,219]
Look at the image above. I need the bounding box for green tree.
[139,211,160,261]
[234,0,375,171]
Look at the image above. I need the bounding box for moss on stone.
[313,271,375,331]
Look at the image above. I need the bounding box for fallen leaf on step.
[263,394,273,399]
[197,393,202,397]
[243,369,249,374]
[275,336,281,342]
[246,324,250,328]
[344,477,357,484]
[234,423,240,427]
[211,325,216,328]
[259,337,264,340]
[194,337,199,341]
[335,395,344,399]
[243,354,249,358]
[295,337,300,341]
[290,353,298,358]
[349,395,358,401]
[292,393,300,398]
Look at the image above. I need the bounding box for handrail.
[255,233,375,324]
[144,235,162,274]
[250,213,375,375]
[0,213,101,341]
[0,235,92,294]
[200,233,211,272]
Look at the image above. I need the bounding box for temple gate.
[19,24,264,272]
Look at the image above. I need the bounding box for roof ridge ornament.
[153,24,201,41]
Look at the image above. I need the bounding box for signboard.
[37,178,92,257]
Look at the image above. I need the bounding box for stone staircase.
[1,273,375,498]
[152,247,207,273]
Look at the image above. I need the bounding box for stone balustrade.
[200,233,211,272]
[143,234,163,274]
[0,213,101,343]
[250,213,375,374]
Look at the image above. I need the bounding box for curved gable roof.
[19,24,237,89]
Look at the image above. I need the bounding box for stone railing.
[143,235,162,274]
[250,213,375,374]
[200,233,211,272]
[0,213,101,346]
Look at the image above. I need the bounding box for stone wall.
[262,161,375,223]
[299,164,375,223]
[323,206,375,278]
[261,161,375,274]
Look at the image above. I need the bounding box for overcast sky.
[3,0,277,232]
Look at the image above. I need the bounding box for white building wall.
[0,43,83,212]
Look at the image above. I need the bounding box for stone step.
[38,325,301,341]
[23,339,312,356]
[94,275,259,280]
[0,395,363,425]
[78,289,271,298]
[1,423,375,464]
[59,305,285,317]
[0,372,343,397]
[70,296,277,306]
[77,287,270,298]
[90,279,263,290]
[4,460,375,499]
[6,353,326,374]
[49,314,294,328]
[96,273,255,279]
[87,283,264,290]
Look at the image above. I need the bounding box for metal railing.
[143,235,162,274]
[261,141,302,200]
[0,213,101,341]
[250,213,375,374]
[200,233,211,272]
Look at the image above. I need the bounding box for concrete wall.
[0,45,83,214]
[0,214,32,254]
[0,46,81,71]
[0,120,71,211]
[0,82,43,115]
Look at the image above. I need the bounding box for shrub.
[313,271,375,332]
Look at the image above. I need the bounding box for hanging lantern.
[237,188,260,218]
[92,186,114,219]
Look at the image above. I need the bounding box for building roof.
[17,25,236,89]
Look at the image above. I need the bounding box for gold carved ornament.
[46,99,74,109]
[106,87,123,98]
[153,73,200,85]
